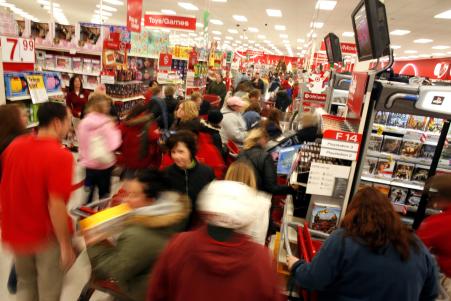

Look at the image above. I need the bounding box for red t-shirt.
[417,208,451,277]
[0,135,74,254]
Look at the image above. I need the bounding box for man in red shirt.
[1,102,75,301]
[417,174,451,296]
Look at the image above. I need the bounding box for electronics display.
[351,0,390,61]
[324,33,342,64]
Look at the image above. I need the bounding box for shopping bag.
[89,134,115,165]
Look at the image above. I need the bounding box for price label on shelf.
[320,130,362,161]
[0,36,35,63]
[19,38,35,63]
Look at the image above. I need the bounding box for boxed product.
[419,144,436,160]
[381,136,402,154]
[83,59,93,73]
[406,190,422,207]
[45,54,55,69]
[427,118,444,133]
[276,145,301,175]
[55,56,72,70]
[368,134,383,152]
[374,159,395,178]
[386,113,408,128]
[400,140,422,157]
[393,162,414,181]
[42,72,62,93]
[411,165,430,183]
[389,187,409,204]
[373,184,391,197]
[310,203,341,234]
[92,59,101,74]
[406,115,428,131]
[374,111,390,125]
[72,58,83,73]
[362,157,378,176]
[4,72,29,97]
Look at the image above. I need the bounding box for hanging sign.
[347,71,369,119]
[0,36,35,63]
[320,130,362,161]
[159,53,173,69]
[144,14,196,31]
[127,0,143,32]
[25,74,48,104]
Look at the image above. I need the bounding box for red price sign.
[321,130,362,161]
[0,36,35,63]
[323,130,362,143]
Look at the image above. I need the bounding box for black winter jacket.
[164,96,179,127]
[239,146,294,196]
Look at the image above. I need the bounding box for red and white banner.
[320,42,357,54]
[159,53,173,69]
[144,14,196,31]
[392,57,451,80]
[303,92,327,102]
[127,0,143,33]
[347,71,369,119]
[246,50,264,56]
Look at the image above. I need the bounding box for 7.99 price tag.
[0,36,35,63]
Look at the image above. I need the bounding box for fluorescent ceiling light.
[161,9,176,15]
[390,45,401,49]
[419,54,431,58]
[414,39,433,44]
[228,28,238,34]
[233,15,247,22]
[196,22,203,28]
[342,32,354,37]
[275,25,286,31]
[432,45,450,50]
[282,40,290,44]
[257,34,266,39]
[434,10,451,19]
[266,9,282,17]
[212,0,227,2]
[432,52,446,56]
[316,0,337,10]
[96,4,117,12]
[404,50,418,54]
[213,36,221,40]
[310,22,324,29]
[297,38,305,43]
[264,40,272,44]
[178,2,199,11]
[212,30,222,35]
[210,19,223,25]
[280,34,288,38]
[103,0,124,5]
[248,27,258,33]
[390,29,410,36]
[95,10,112,16]
[225,36,233,40]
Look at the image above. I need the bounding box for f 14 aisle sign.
[320,130,362,161]
[0,36,35,63]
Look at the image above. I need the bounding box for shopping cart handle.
[78,207,97,215]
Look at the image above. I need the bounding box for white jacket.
[220,106,248,146]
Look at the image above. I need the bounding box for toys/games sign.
[144,14,196,31]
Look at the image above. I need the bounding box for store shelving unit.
[360,176,424,191]
[42,67,100,77]
[6,95,32,101]
[36,46,102,57]
[112,95,145,103]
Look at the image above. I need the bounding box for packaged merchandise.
[381,136,402,154]
[55,56,72,70]
[92,59,101,74]
[42,72,62,93]
[310,203,341,234]
[373,184,391,196]
[427,118,444,133]
[406,115,428,131]
[389,187,409,204]
[83,59,93,73]
[386,113,408,128]
[45,54,55,69]
[362,157,378,176]
[393,162,414,181]
[374,111,390,125]
[276,145,301,175]
[374,159,395,178]
[72,58,83,73]
[400,140,422,157]
[368,134,383,152]
[419,144,436,160]
[4,72,29,97]
[411,165,430,183]
[406,190,422,207]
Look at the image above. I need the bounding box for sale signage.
[392,58,451,80]
[0,36,35,63]
[144,14,196,31]
[320,130,362,161]
[159,53,173,69]
[127,0,143,32]
[25,75,48,104]
[303,92,327,102]
[320,42,357,54]
[347,71,369,119]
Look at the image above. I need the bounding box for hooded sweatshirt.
[77,112,122,169]
[87,192,190,301]
[220,105,247,146]
[147,226,281,301]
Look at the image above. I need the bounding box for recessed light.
[210,19,223,25]
[275,25,286,31]
[178,2,199,11]
[390,29,410,36]
[414,39,433,44]
[248,27,258,33]
[212,30,222,35]
[404,50,418,54]
[434,9,451,19]
[297,38,305,43]
[257,34,266,39]
[233,15,247,22]
[419,54,431,58]
[390,45,401,49]
[161,9,176,15]
[102,0,124,5]
[196,22,203,28]
[310,22,324,29]
[225,36,233,40]
[266,9,282,17]
[432,52,446,56]
[316,0,337,10]
[228,28,238,34]
[96,4,117,12]
[342,32,354,37]
[432,45,450,50]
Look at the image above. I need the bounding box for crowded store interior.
[1,0,451,300]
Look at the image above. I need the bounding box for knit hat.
[227,96,246,108]
[197,181,259,229]
[208,110,223,125]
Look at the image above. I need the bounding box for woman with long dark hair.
[287,186,439,301]
[66,75,90,118]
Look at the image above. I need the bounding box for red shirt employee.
[66,75,90,118]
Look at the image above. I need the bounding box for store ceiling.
[3,0,451,59]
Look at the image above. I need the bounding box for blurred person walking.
[206,71,227,107]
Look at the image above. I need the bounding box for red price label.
[323,130,362,143]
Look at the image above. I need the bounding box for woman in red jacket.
[66,75,90,118]
[417,174,451,296]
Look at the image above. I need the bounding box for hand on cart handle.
[287,255,300,271]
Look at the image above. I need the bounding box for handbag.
[89,133,115,165]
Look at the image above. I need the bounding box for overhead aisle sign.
[144,14,196,31]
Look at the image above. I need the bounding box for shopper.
[287,186,439,301]
[164,131,215,229]
[252,72,265,95]
[143,80,159,104]
[172,100,201,132]
[147,86,169,132]
[191,92,211,116]
[206,71,227,107]
[263,108,283,139]
[242,102,262,130]
[220,96,248,147]
[66,74,90,118]
[78,93,122,204]
[295,112,322,142]
[146,180,280,301]
[87,169,190,301]
[118,104,161,177]
[200,110,224,157]
[417,174,451,296]
[239,128,294,196]
[275,89,291,112]
[1,102,75,301]
[268,76,281,93]
[163,85,179,127]
[248,89,262,105]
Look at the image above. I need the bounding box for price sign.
[0,36,35,63]
[320,130,362,161]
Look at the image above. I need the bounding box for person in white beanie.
[146,180,280,301]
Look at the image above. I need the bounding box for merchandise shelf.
[6,95,31,101]
[361,175,424,191]
[43,67,100,77]
[112,95,145,103]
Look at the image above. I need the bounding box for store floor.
[0,156,120,301]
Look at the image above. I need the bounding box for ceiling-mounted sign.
[144,14,196,31]
[127,0,142,32]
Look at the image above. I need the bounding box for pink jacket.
[77,112,122,170]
